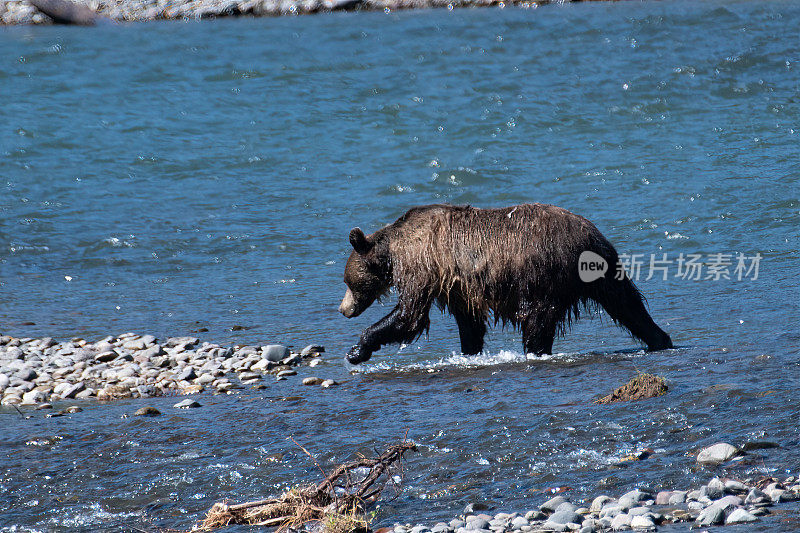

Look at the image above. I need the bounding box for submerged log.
[28,0,111,25]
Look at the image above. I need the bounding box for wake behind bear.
[339,203,673,364]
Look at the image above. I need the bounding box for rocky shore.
[0,333,333,408]
[389,471,800,532]
[2,0,567,26]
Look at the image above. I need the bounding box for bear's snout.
[339,288,357,318]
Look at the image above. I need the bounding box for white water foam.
[351,349,586,374]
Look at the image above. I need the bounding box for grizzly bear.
[339,204,673,364]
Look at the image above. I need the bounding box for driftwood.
[29,0,112,25]
[197,441,416,532]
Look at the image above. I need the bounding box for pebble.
[302,377,323,386]
[0,333,327,406]
[320,379,338,388]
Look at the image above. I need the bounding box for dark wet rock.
[595,373,667,404]
[134,406,161,416]
[696,442,740,464]
[35,402,53,410]
[174,398,201,408]
[63,405,82,413]
[740,441,780,452]
[95,351,118,363]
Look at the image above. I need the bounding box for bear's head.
[339,227,392,318]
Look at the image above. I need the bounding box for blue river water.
[1,0,799,530]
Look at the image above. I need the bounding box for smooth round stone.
[724,480,749,493]
[0,373,10,390]
[302,377,323,386]
[726,508,757,524]
[276,369,296,378]
[547,509,580,525]
[540,496,568,513]
[196,373,214,385]
[174,399,201,408]
[320,379,338,388]
[2,395,22,405]
[263,344,290,362]
[696,505,725,526]
[176,366,197,381]
[63,406,82,413]
[21,389,48,404]
[668,491,687,504]
[75,388,95,399]
[35,403,53,410]
[15,368,37,382]
[590,495,613,513]
[697,442,740,464]
[465,519,489,530]
[510,517,528,529]
[610,513,631,530]
[629,515,655,530]
[300,344,325,357]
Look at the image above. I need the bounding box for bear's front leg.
[346,303,431,364]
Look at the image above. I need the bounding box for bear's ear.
[349,227,373,255]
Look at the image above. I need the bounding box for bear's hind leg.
[453,311,487,355]
[594,276,673,351]
[521,304,565,355]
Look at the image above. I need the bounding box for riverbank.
[2,0,590,25]
[386,473,800,532]
[0,333,332,408]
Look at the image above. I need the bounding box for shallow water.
[1,0,800,531]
